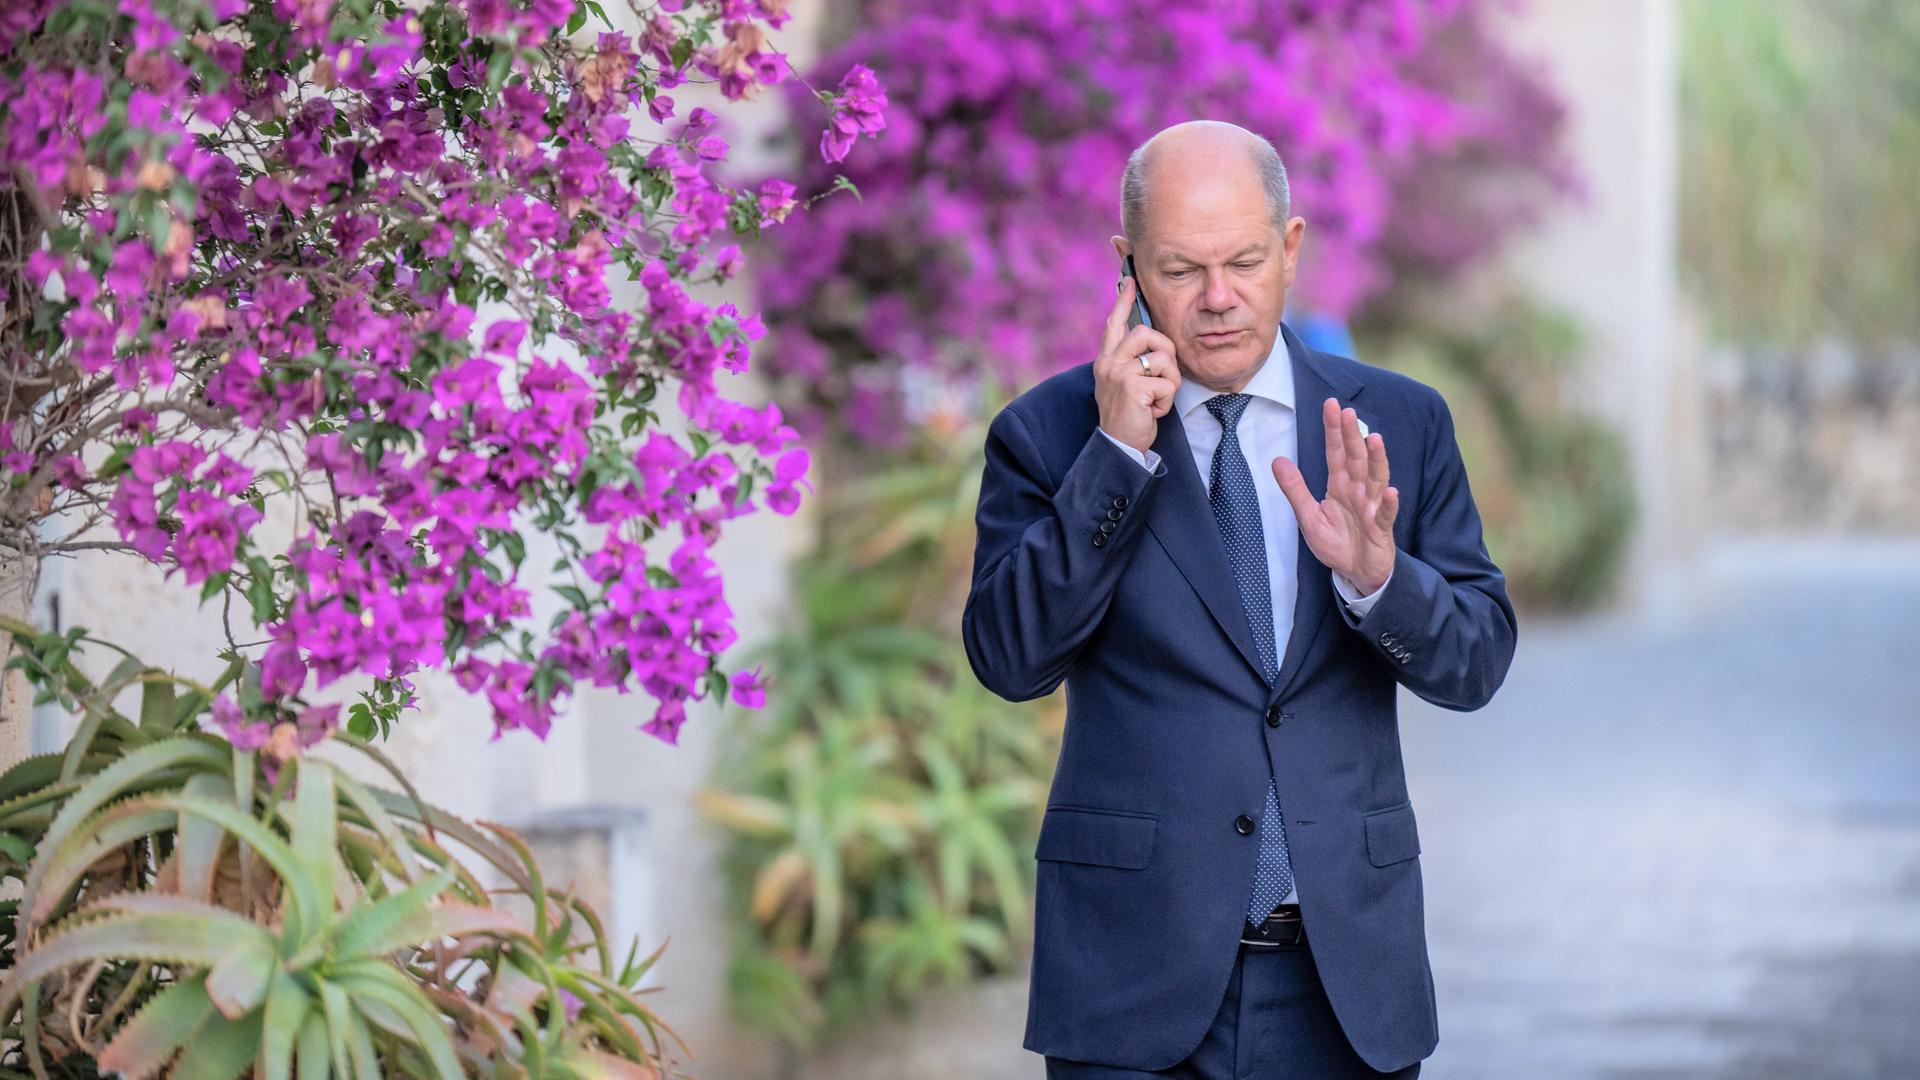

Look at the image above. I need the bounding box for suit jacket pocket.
[1035,805,1158,870]
[1363,801,1422,867]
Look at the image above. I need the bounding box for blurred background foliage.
[1358,299,1636,611]
[1679,0,1920,350]
[697,417,1058,1060]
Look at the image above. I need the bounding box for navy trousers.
[1043,940,1424,1079]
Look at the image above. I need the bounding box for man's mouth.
[1196,330,1245,344]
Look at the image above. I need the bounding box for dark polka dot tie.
[1205,393,1295,924]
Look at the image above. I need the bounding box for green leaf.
[145,196,174,257]
[156,791,322,943]
[332,770,419,887]
[486,47,513,91]
[247,571,277,623]
[334,965,464,1079]
[295,1009,331,1080]
[499,529,526,569]
[62,655,146,781]
[29,798,179,929]
[174,771,236,903]
[343,1007,382,1080]
[346,704,376,740]
[96,973,218,1079]
[140,675,179,734]
[287,758,339,936]
[0,831,34,864]
[316,979,357,1079]
[22,737,227,931]
[170,1010,265,1080]
[259,966,313,1080]
[322,865,455,959]
[0,900,275,1026]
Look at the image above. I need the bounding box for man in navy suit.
[962,120,1518,1077]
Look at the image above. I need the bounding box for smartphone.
[1120,254,1154,330]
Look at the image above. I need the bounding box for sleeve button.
[1092,532,1108,548]
[1113,495,1128,509]
[1107,507,1124,521]
[1098,520,1116,534]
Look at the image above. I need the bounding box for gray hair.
[1120,128,1291,242]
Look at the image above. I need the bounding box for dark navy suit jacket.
[961,323,1517,1072]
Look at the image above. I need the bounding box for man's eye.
[1164,270,1192,281]
[1233,262,1261,271]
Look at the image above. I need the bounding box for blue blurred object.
[1288,310,1356,358]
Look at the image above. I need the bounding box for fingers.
[1322,397,1388,500]
[1322,397,1345,485]
[1342,406,1368,485]
[1271,454,1317,522]
[1144,370,1176,416]
[1375,485,1399,531]
[1365,429,1389,500]
[1120,324,1179,363]
[1103,277,1136,359]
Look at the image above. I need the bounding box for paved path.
[1409,536,1920,1078]
[797,535,1920,1079]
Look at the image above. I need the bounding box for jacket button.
[1107,507,1124,521]
[1234,814,1255,835]
[1092,532,1108,548]
[1265,705,1283,727]
[1113,495,1128,509]
[1099,520,1116,534]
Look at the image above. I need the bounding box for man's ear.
[1281,217,1305,288]
[1112,234,1131,260]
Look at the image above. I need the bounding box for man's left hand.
[1273,397,1399,595]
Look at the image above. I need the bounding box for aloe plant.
[0,614,687,1078]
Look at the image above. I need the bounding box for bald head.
[1109,120,1305,394]
[1120,121,1291,243]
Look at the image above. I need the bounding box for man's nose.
[1201,269,1236,312]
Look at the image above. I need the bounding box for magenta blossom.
[1,0,886,748]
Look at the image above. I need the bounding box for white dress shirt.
[1097,327,1393,905]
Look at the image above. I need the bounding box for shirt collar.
[1174,325,1295,422]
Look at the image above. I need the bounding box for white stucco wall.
[1498,0,1697,607]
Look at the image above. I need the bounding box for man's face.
[1116,159,1305,394]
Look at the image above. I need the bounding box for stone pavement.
[1408,535,1920,1078]
[793,535,1920,1079]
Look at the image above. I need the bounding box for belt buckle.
[1240,904,1304,948]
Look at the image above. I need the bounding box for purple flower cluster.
[1,0,884,747]
[751,0,1570,446]
[820,64,888,163]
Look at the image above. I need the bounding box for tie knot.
[1205,393,1252,432]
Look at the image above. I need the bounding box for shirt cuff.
[1332,566,1392,618]
[1099,426,1161,473]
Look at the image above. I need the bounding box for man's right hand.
[1095,277,1181,454]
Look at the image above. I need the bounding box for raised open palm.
[1272,396,1399,595]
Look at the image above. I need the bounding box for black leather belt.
[1240,903,1305,947]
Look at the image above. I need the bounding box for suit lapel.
[1269,323,1363,700]
[1143,322,1365,697]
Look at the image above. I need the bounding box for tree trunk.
[0,551,35,772]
